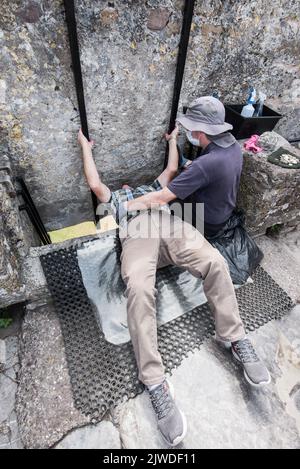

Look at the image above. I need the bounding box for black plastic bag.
[206,210,263,285]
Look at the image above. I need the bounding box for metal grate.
[40,242,293,422]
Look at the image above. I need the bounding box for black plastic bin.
[224,104,282,139]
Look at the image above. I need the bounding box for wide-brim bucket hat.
[177,96,233,135]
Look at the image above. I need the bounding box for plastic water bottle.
[241,87,256,118]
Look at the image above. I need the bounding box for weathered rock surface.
[55,420,121,449]
[180,0,300,141]
[0,340,5,370]
[112,307,300,449]
[147,8,171,31]
[16,301,89,449]
[0,136,43,308]
[0,1,299,230]
[238,132,300,235]
[257,227,300,304]
[0,152,27,308]
[0,335,23,449]
[13,228,300,448]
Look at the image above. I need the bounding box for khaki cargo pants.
[119,210,245,386]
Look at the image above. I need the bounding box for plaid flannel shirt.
[109,179,170,227]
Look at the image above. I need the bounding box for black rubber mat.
[40,241,293,422]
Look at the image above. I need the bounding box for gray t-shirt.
[167,141,243,225]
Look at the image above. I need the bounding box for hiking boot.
[148,380,187,446]
[231,337,271,387]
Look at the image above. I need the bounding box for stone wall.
[0,152,28,308]
[0,0,299,230]
[238,132,300,236]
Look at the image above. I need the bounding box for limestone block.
[55,421,121,449]
[238,132,300,236]
[147,8,171,31]
[0,154,27,307]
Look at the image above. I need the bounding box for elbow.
[166,168,178,178]
[89,183,98,193]
[89,182,101,194]
[157,188,175,206]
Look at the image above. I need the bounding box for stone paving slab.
[0,411,23,450]
[55,421,121,450]
[0,334,23,449]
[257,231,300,304]
[0,340,5,370]
[0,373,17,426]
[3,336,19,370]
[112,307,300,449]
[16,301,89,449]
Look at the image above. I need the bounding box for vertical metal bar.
[164,0,195,168]
[16,178,52,244]
[63,0,89,140]
[20,203,51,246]
[63,0,98,218]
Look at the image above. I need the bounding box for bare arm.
[157,126,180,187]
[78,129,111,203]
[126,186,176,212]
[125,126,180,212]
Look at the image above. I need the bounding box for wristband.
[178,153,190,169]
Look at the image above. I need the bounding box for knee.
[211,249,225,265]
[209,249,228,274]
